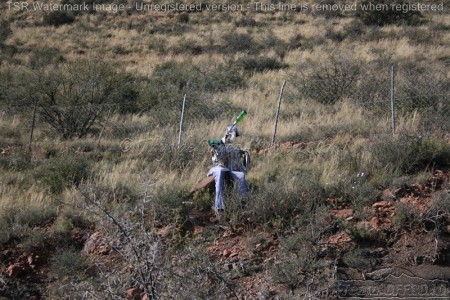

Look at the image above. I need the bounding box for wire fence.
[0,64,448,152]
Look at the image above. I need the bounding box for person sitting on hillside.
[208,125,248,213]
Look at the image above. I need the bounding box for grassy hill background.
[0,0,449,298]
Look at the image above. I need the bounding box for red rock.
[83,231,102,254]
[222,249,231,257]
[127,288,142,300]
[98,245,110,255]
[126,265,134,272]
[325,232,353,244]
[331,209,353,219]
[280,142,293,151]
[370,216,380,230]
[292,142,307,149]
[372,200,390,208]
[230,251,239,258]
[193,226,203,235]
[6,264,23,277]
[156,225,174,238]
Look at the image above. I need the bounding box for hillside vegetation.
[0,0,449,298]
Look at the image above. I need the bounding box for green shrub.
[342,248,372,269]
[143,142,204,171]
[0,150,32,171]
[392,202,423,230]
[35,155,90,193]
[424,192,450,234]
[147,36,166,54]
[369,134,450,175]
[357,0,425,26]
[50,248,88,279]
[43,11,75,27]
[28,47,65,69]
[287,34,306,50]
[294,56,362,104]
[26,60,140,138]
[236,56,288,73]
[169,39,203,55]
[0,19,12,45]
[177,13,190,24]
[234,16,257,27]
[221,33,258,54]
[348,222,375,241]
[0,205,57,244]
[228,167,325,226]
[137,61,242,123]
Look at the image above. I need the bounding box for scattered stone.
[156,226,174,238]
[331,208,353,219]
[325,232,353,244]
[127,288,142,300]
[6,264,23,277]
[222,249,231,258]
[372,200,390,208]
[193,225,204,235]
[230,251,239,258]
[98,245,110,255]
[370,216,380,230]
[83,231,102,254]
[280,142,294,151]
[292,142,307,149]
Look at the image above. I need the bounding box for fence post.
[390,65,396,135]
[272,80,286,144]
[28,96,38,153]
[97,105,114,147]
[178,94,187,148]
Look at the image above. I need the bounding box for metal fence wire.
[0,64,448,149]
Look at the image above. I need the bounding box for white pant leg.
[230,171,248,194]
[208,166,229,210]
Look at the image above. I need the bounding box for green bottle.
[235,110,248,124]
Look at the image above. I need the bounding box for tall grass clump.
[35,154,91,194]
[367,133,450,177]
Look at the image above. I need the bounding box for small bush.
[0,19,12,45]
[43,11,75,27]
[169,39,203,55]
[0,205,57,244]
[294,56,362,104]
[234,16,257,27]
[342,249,372,269]
[0,151,32,171]
[228,167,325,226]
[287,34,305,50]
[368,134,450,175]
[357,0,425,26]
[221,33,258,54]
[236,56,288,73]
[392,202,423,230]
[348,222,374,241]
[148,36,166,53]
[176,13,190,24]
[138,61,242,124]
[28,47,65,69]
[35,155,90,193]
[50,248,88,279]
